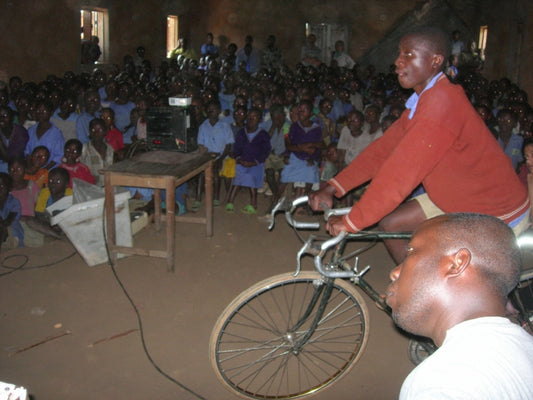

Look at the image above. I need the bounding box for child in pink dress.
[8,156,44,247]
[9,156,39,217]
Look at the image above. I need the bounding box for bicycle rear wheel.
[210,271,369,399]
[407,338,437,365]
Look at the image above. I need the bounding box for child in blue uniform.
[195,100,234,210]
[225,108,271,214]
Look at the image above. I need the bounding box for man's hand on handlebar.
[308,185,336,211]
[308,185,351,236]
[326,215,348,236]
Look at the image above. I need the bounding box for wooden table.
[101,150,213,272]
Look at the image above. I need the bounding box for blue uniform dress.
[498,133,524,170]
[25,122,65,165]
[76,111,101,144]
[233,127,271,188]
[281,121,322,184]
[109,102,136,132]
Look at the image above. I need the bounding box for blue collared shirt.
[405,72,444,119]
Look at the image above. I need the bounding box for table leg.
[166,178,176,272]
[153,188,161,232]
[205,162,213,237]
[104,174,117,265]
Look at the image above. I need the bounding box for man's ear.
[432,54,445,70]
[445,248,471,278]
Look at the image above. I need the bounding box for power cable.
[102,198,208,400]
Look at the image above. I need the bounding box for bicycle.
[210,196,533,399]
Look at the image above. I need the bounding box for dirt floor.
[0,194,416,400]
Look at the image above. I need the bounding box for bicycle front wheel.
[210,271,370,399]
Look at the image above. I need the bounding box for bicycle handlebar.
[270,196,533,285]
[269,196,358,278]
[268,196,351,231]
[268,196,321,231]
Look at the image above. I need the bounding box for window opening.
[167,15,179,58]
[478,25,488,61]
[80,8,108,64]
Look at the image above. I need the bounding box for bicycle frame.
[268,196,412,347]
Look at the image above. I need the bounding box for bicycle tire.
[210,271,370,399]
[407,338,437,366]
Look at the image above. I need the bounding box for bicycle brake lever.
[268,197,290,231]
[294,235,316,276]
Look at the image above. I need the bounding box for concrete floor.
[0,195,415,400]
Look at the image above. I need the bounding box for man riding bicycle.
[309,27,529,263]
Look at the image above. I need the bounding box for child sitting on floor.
[101,107,125,159]
[81,118,115,187]
[35,167,72,214]
[8,156,44,247]
[225,108,271,214]
[128,181,188,216]
[9,156,39,217]
[0,172,23,251]
[31,167,72,239]
[59,138,96,188]
[24,145,50,189]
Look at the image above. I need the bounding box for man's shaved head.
[430,213,521,297]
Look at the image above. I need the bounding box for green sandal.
[225,203,234,213]
[241,204,257,214]
[191,200,201,211]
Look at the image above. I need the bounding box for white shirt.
[400,317,533,400]
[337,123,382,165]
[333,52,355,69]
[197,119,235,154]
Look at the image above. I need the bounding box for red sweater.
[59,162,96,188]
[105,127,124,151]
[330,75,529,231]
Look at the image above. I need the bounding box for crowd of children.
[0,34,532,251]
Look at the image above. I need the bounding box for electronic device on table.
[146,97,198,152]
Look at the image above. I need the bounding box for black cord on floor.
[0,251,77,277]
[102,198,208,400]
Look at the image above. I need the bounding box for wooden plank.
[108,175,169,188]
[174,216,207,224]
[101,154,213,179]
[113,246,168,259]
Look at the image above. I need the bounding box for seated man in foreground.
[386,213,533,399]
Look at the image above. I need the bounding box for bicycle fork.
[289,278,335,355]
